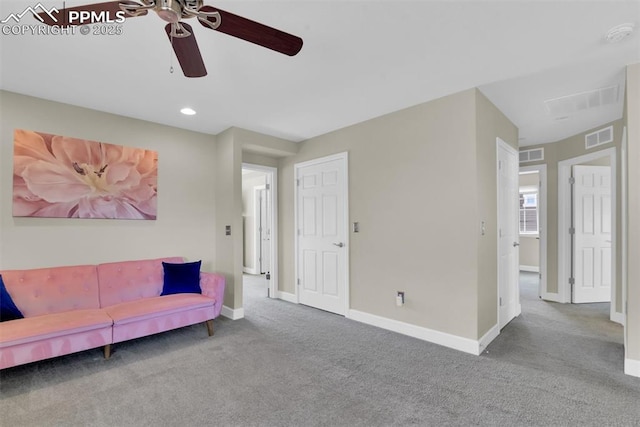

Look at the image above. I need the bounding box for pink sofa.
[0,257,225,369]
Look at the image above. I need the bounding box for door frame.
[621,126,628,334]
[242,163,278,300]
[519,164,548,300]
[557,147,620,321]
[294,152,350,314]
[251,185,267,275]
[256,186,270,274]
[496,138,521,329]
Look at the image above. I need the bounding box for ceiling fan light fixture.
[180,107,197,115]
[156,0,182,23]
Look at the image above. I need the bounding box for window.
[519,192,538,234]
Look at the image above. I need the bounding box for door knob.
[513,242,520,247]
[333,242,345,248]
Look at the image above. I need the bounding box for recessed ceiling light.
[605,23,635,43]
[180,107,196,115]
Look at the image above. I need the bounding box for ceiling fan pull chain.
[169,34,174,74]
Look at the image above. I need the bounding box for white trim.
[519,265,540,273]
[541,291,562,303]
[347,309,485,355]
[242,163,278,301]
[221,305,245,320]
[243,266,259,275]
[275,291,298,304]
[253,184,266,275]
[479,324,500,354]
[520,164,548,300]
[558,147,616,307]
[611,311,625,325]
[624,358,640,378]
[620,126,628,329]
[294,152,350,315]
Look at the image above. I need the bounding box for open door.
[497,138,521,329]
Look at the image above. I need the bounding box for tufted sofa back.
[0,265,100,317]
[96,257,183,307]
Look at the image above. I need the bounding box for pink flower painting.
[13,129,158,219]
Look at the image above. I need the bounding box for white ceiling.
[1,0,638,145]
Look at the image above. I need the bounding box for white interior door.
[498,139,521,329]
[259,188,271,274]
[296,154,348,315]
[572,165,612,303]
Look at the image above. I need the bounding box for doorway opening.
[519,165,547,300]
[557,147,621,324]
[241,163,278,305]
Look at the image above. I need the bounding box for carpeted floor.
[1,272,638,426]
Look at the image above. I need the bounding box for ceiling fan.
[37,0,303,77]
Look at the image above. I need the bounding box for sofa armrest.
[200,272,226,318]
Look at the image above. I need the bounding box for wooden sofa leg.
[104,344,112,359]
[205,320,214,337]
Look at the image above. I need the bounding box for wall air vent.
[544,85,619,118]
[519,148,544,163]
[585,125,614,149]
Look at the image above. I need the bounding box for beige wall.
[214,128,243,309]
[625,63,640,366]
[520,236,540,268]
[278,89,516,341]
[0,91,217,272]
[519,119,624,309]
[243,152,280,168]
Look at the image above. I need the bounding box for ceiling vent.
[519,148,544,163]
[585,125,613,149]
[544,85,619,118]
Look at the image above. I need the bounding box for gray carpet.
[1,273,638,426]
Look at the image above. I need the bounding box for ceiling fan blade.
[165,23,207,78]
[36,1,147,26]
[198,6,303,56]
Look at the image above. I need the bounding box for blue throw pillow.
[0,274,24,322]
[161,261,202,296]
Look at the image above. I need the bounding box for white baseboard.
[275,291,297,304]
[221,305,245,320]
[478,324,500,354]
[519,265,540,273]
[624,358,640,378]
[611,311,625,326]
[347,309,483,356]
[541,291,562,303]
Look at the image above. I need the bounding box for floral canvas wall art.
[13,129,158,220]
